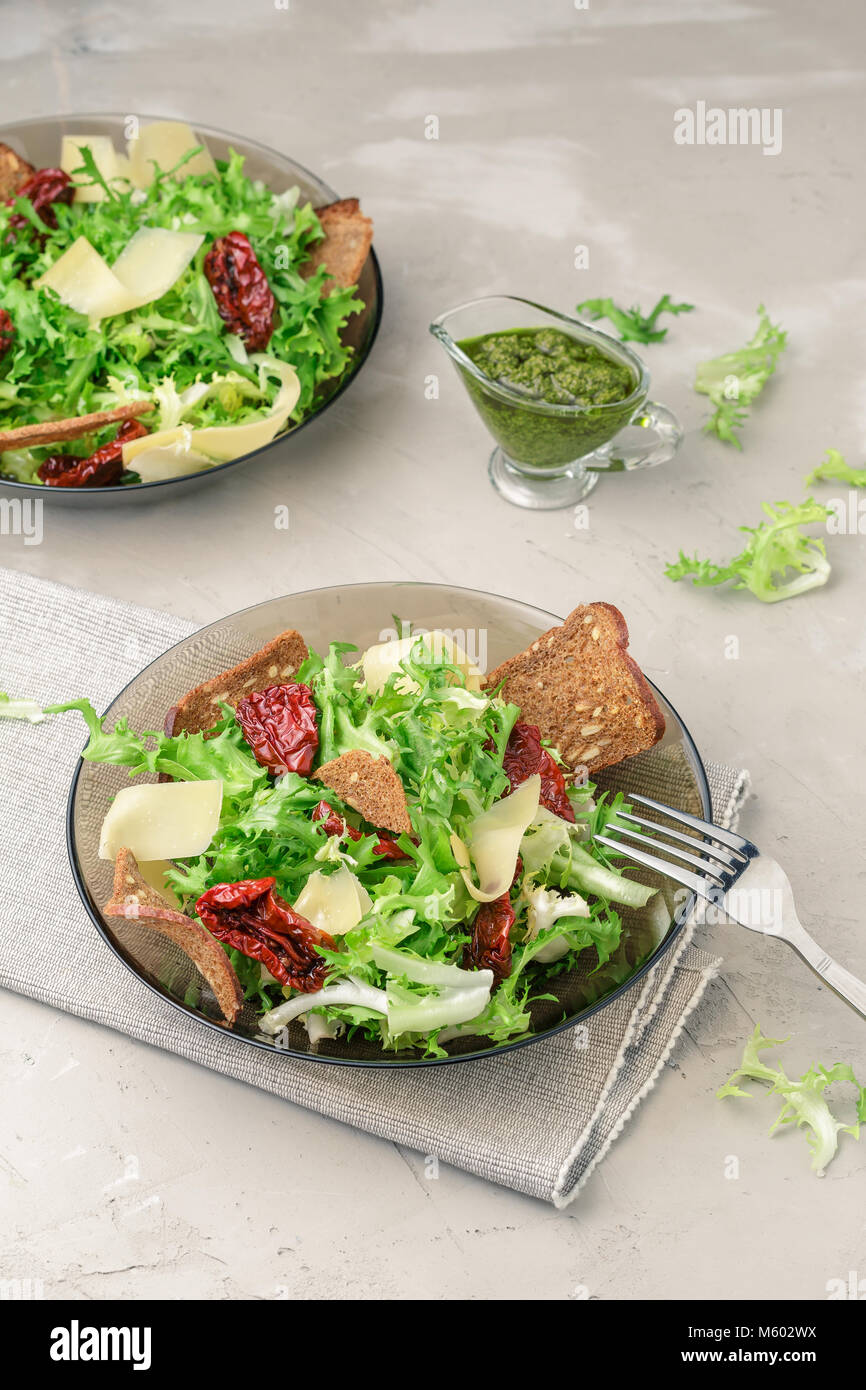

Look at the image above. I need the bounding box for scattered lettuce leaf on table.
[805,448,866,488]
[695,306,786,448]
[576,293,694,344]
[718,1026,866,1175]
[665,498,831,603]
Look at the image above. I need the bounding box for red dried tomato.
[0,308,13,359]
[464,893,515,986]
[203,231,275,351]
[196,878,334,993]
[312,799,411,861]
[503,721,575,822]
[7,168,73,233]
[236,683,318,777]
[38,418,149,488]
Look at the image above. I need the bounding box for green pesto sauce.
[460,327,634,407]
[455,326,639,469]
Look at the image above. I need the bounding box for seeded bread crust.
[315,749,413,836]
[0,141,34,201]
[104,848,243,1024]
[483,602,665,773]
[165,628,308,737]
[301,197,373,293]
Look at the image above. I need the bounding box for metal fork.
[595,794,866,1021]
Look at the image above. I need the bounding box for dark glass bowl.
[0,114,382,506]
[67,582,710,1068]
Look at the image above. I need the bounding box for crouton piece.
[301,197,373,293]
[104,848,243,1024]
[483,602,665,774]
[0,141,34,201]
[0,400,154,453]
[165,628,309,737]
[315,749,412,836]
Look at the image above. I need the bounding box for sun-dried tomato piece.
[503,721,575,822]
[196,878,334,993]
[464,893,515,986]
[203,231,275,351]
[311,799,411,860]
[235,683,319,777]
[38,418,149,488]
[7,168,73,233]
[0,308,13,359]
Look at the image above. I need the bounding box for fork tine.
[617,810,742,872]
[595,833,712,899]
[606,824,729,886]
[629,793,753,856]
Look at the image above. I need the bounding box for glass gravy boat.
[431,295,682,509]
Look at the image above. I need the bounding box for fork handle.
[779,920,866,1021]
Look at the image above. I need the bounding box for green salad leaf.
[718,1026,866,1174]
[665,499,831,603]
[805,448,866,488]
[576,293,694,344]
[695,305,786,448]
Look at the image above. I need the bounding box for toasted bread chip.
[0,141,34,201]
[0,400,154,453]
[104,848,243,1024]
[301,197,373,293]
[315,749,413,836]
[166,628,309,737]
[484,602,665,774]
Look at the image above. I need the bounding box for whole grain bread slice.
[104,848,243,1024]
[483,602,664,774]
[315,749,413,835]
[0,399,154,453]
[165,628,308,737]
[0,141,34,200]
[301,197,373,293]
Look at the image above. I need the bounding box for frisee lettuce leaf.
[665,499,831,603]
[805,448,866,488]
[718,1026,866,1174]
[576,293,694,344]
[695,306,786,448]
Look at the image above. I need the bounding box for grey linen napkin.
[0,567,748,1207]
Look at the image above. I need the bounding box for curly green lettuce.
[805,448,866,488]
[718,1026,866,1174]
[695,306,786,448]
[576,293,694,344]
[665,499,831,603]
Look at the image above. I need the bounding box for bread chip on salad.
[484,601,664,774]
[0,142,34,201]
[165,627,309,737]
[315,749,413,836]
[301,198,373,293]
[0,399,154,452]
[104,848,243,1025]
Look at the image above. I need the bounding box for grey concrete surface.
[1,0,864,1300]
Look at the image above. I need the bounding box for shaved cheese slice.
[127,121,217,188]
[122,360,301,469]
[362,630,483,695]
[124,434,215,483]
[98,780,223,863]
[135,859,182,909]
[112,227,203,304]
[60,135,119,203]
[450,774,540,902]
[36,237,137,321]
[293,865,371,937]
